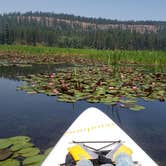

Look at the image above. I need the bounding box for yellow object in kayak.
[68,145,92,161]
[113,144,133,161]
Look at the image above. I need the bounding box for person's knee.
[115,153,135,166]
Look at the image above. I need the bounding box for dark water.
[0,65,166,165]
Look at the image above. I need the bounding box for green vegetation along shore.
[0,45,166,66]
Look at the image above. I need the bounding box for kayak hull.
[42,107,158,166]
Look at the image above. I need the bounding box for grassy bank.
[0,45,166,65]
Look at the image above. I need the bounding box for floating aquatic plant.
[16,147,40,157]
[23,155,45,166]
[17,66,166,111]
[0,136,52,166]
[129,105,145,111]
[0,149,13,161]
[0,159,20,166]
[0,139,13,150]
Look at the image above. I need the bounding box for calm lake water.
[0,65,166,165]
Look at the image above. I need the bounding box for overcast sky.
[0,0,165,21]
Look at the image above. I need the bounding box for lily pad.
[142,97,154,101]
[0,149,13,161]
[17,147,40,157]
[8,136,30,143]
[23,155,45,165]
[0,159,20,166]
[86,98,100,103]
[119,99,136,104]
[130,105,145,111]
[10,142,34,152]
[0,139,12,150]
[24,163,42,166]
[100,96,117,104]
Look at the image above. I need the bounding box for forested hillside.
[0,12,166,50]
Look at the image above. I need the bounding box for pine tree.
[4,23,10,44]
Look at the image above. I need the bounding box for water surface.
[0,65,166,165]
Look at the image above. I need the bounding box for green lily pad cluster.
[0,136,52,166]
[17,66,166,111]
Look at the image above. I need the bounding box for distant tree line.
[0,12,166,50]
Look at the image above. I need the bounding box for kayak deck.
[42,107,158,166]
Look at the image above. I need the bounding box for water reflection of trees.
[105,105,123,128]
[0,64,73,80]
[1,62,166,81]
